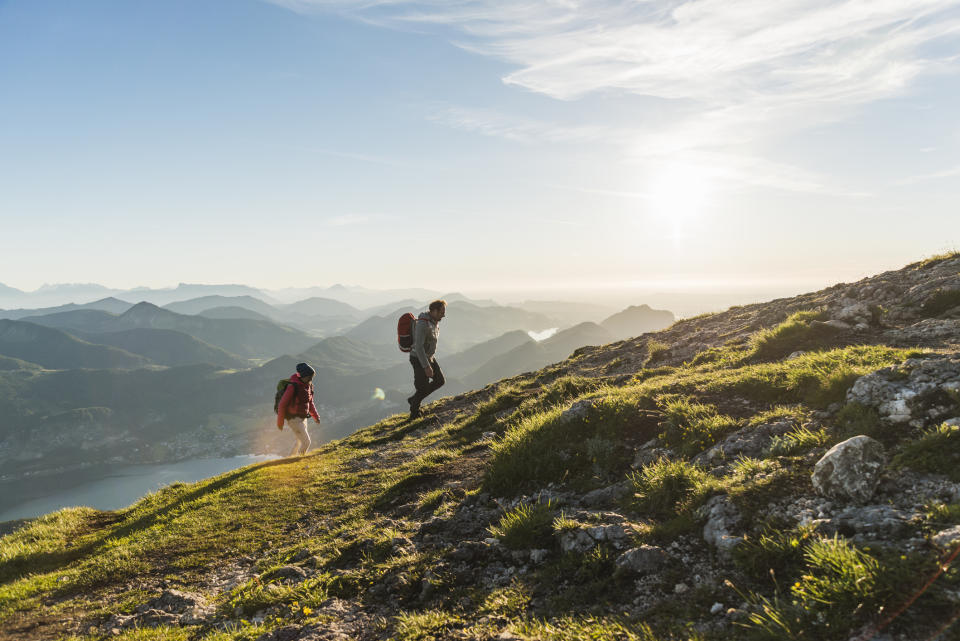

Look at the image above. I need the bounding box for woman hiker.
[276,362,320,456]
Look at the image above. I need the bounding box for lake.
[0,455,280,523]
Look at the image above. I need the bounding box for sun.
[645,162,714,237]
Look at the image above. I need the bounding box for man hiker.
[407,299,446,419]
[276,362,320,456]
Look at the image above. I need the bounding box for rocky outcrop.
[812,436,886,502]
[847,355,960,426]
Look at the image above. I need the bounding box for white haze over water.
[529,328,560,341]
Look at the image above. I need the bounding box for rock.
[136,609,180,627]
[561,399,595,422]
[418,517,445,535]
[694,420,794,464]
[822,319,851,330]
[786,351,806,360]
[256,625,304,641]
[264,565,308,582]
[674,582,689,594]
[633,447,673,468]
[812,436,886,502]
[290,548,313,563]
[148,589,207,614]
[614,545,667,575]
[833,299,872,324]
[710,602,724,615]
[700,495,743,557]
[558,528,595,554]
[449,540,487,562]
[582,481,630,507]
[814,505,919,542]
[847,356,960,425]
[529,549,549,564]
[933,525,960,548]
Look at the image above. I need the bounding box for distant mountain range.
[0,282,675,481]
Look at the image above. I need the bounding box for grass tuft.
[892,423,960,481]
[489,500,558,549]
[629,459,715,520]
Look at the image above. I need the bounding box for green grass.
[765,426,829,456]
[892,423,960,480]
[656,396,739,456]
[483,391,656,495]
[750,310,837,361]
[629,459,716,520]
[488,500,557,549]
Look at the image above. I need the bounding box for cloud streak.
[266,0,960,194]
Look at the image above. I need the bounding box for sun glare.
[645,162,714,239]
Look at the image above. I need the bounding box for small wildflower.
[302,607,313,615]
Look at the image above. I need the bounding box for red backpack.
[397,312,416,352]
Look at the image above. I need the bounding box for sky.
[1,0,959,303]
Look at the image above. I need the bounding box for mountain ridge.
[3,254,960,641]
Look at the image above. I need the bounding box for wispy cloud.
[897,164,960,184]
[268,1,960,107]
[266,0,960,194]
[428,106,625,144]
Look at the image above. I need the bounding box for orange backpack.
[397,312,416,352]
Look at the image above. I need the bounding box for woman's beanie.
[296,362,315,378]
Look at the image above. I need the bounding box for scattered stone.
[812,436,886,502]
[674,582,689,594]
[710,602,724,615]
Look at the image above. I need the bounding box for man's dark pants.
[409,355,445,411]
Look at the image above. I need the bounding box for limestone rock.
[700,495,743,557]
[933,525,960,548]
[264,565,309,583]
[847,356,960,425]
[694,420,795,465]
[812,436,886,502]
[614,545,667,575]
[813,505,919,542]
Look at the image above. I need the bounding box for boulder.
[813,505,919,541]
[812,436,886,502]
[263,565,308,583]
[700,495,743,557]
[693,420,795,465]
[614,545,667,575]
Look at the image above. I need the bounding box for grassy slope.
[3,255,960,641]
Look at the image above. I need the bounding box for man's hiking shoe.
[407,395,421,420]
